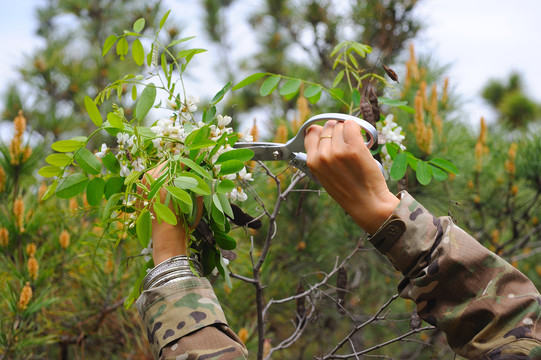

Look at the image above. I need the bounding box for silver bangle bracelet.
[142,255,203,292]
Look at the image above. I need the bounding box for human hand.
[304,120,399,234]
[141,164,203,265]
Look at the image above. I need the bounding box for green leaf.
[218,160,244,176]
[86,177,105,206]
[177,48,207,59]
[153,202,177,225]
[103,193,123,220]
[232,72,266,90]
[135,83,156,121]
[104,176,123,199]
[398,105,415,114]
[167,36,196,48]
[84,95,102,127]
[173,176,198,189]
[132,38,145,66]
[217,193,234,218]
[174,157,212,180]
[102,35,117,56]
[147,173,168,201]
[158,10,171,31]
[385,142,399,160]
[429,158,459,174]
[390,153,407,180]
[279,79,301,96]
[165,186,193,213]
[56,173,89,199]
[75,148,102,175]
[174,173,211,195]
[131,85,137,101]
[51,139,84,153]
[307,90,322,104]
[107,112,124,129]
[430,164,448,181]
[214,231,236,250]
[186,139,216,151]
[352,89,361,106]
[304,85,322,98]
[133,18,145,33]
[215,148,254,163]
[259,75,280,96]
[329,88,344,100]
[216,179,235,194]
[136,209,152,248]
[416,160,432,185]
[116,36,129,59]
[41,180,57,201]
[45,153,72,167]
[38,166,62,178]
[218,255,233,289]
[333,70,345,88]
[377,97,408,107]
[211,82,232,105]
[102,152,120,174]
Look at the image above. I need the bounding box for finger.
[342,120,363,146]
[331,120,345,149]
[304,124,323,156]
[317,120,336,153]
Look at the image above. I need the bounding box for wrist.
[354,192,400,234]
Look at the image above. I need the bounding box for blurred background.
[1,1,540,359]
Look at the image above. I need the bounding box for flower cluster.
[378,114,406,179]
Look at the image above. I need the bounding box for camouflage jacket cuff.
[369,191,439,277]
[136,277,228,359]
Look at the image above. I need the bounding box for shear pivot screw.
[272,150,280,159]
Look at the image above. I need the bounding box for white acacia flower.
[229,187,248,202]
[132,158,145,172]
[238,127,253,142]
[141,238,153,263]
[117,132,130,146]
[379,114,405,151]
[120,164,131,177]
[95,143,108,158]
[217,114,232,128]
[183,95,200,113]
[238,167,253,181]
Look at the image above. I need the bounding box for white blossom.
[95,143,108,158]
[183,95,200,113]
[217,114,232,128]
[141,238,153,263]
[377,114,407,179]
[117,132,130,146]
[238,127,253,142]
[229,187,248,202]
[132,158,145,172]
[238,167,253,181]
[120,164,131,177]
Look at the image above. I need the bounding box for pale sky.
[1,0,540,130]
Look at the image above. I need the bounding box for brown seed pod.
[368,86,380,124]
[228,204,262,229]
[295,282,306,327]
[383,64,399,83]
[336,266,348,314]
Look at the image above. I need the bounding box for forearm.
[136,258,247,359]
[370,191,541,359]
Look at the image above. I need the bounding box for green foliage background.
[1,1,541,359]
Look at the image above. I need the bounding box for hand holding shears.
[234,113,382,182]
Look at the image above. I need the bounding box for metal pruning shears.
[234,113,381,182]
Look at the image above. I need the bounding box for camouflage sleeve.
[136,277,248,360]
[369,191,541,359]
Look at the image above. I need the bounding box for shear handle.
[285,113,378,153]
